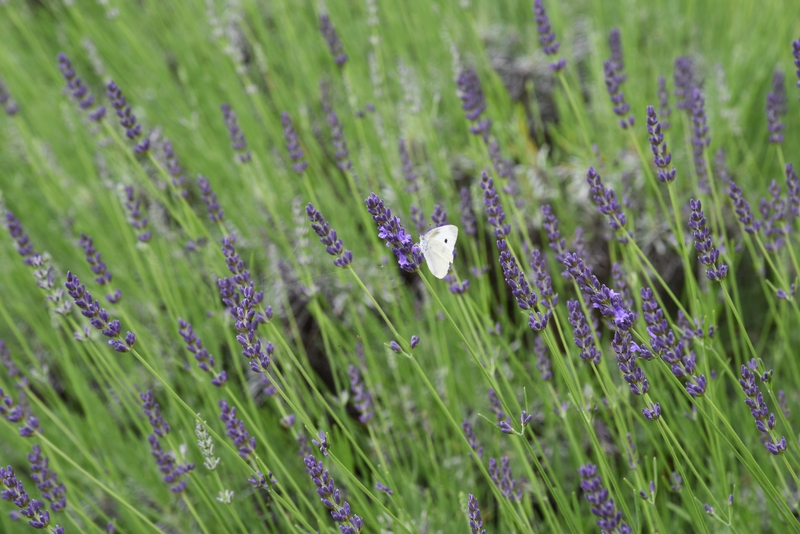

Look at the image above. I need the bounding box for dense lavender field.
[1,0,800,532]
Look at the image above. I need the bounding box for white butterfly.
[419,225,459,279]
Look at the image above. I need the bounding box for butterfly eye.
[444,239,448,243]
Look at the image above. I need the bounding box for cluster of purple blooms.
[56,52,104,121]
[532,0,565,71]
[220,103,251,163]
[107,80,149,153]
[739,360,787,455]
[197,174,225,223]
[65,271,136,353]
[304,454,363,533]
[456,66,491,140]
[646,106,676,182]
[604,29,634,129]
[1,387,40,437]
[765,70,786,144]
[578,463,631,534]
[488,456,522,502]
[281,112,308,173]
[319,14,348,67]
[140,390,194,493]
[322,91,352,171]
[123,186,152,242]
[219,399,258,459]
[467,494,486,534]
[28,445,66,513]
[688,199,728,281]
[365,193,423,273]
[178,318,227,386]
[348,364,374,424]
[586,167,629,243]
[1,466,64,532]
[161,138,189,196]
[79,233,121,303]
[306,203,353,268]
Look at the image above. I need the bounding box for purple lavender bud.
[312,430,330,457]
[689,88,711,190]
[727,179,760,234]
[462,419,484,458]
[642,402,661,420]
[688,199,728,281]
[306,203,353,268]
[0,465,64,531]
[197,174,225,223]
[374,482,393,495]
[567,299,600,363]
[760,180,789,252]
[220,103,251,163]
[785,164,800,219]
[64,271,135,352]
[739,360,786,455]
[657,76,671,130]
[0,78,20,116]
[161,139,188,197]
[646,106,676,182]
[319,14,347,66]
[532,0,565,71]
[586,167,629,242]
[4,211,38,265]
[106,81,149,153]
[604,60,634,129]
[534,336,552,381]
[365,193,423,272]
[489,456,522,501]
[79,233,120,302]
[459,187,477,236]
[281,112,307,172]
[541,204,568,266]
[304,454,363,531]
[673,56,695,111]
[248,471,270,490]
[140,390,170,437]
[608,29,625,80]
[530,248,557,308]
[766,71,786,144]
[612,330,649,395]
[178,318,226,386]
[793,39,800,91]
[562,253,633,329]
[468,493,486,534]
[322,100,352,171]
[140,392,194,493]
[481,172,511,238]
[56,52,104,121]
[27,445,66,512]
[0,341,25,389]
[410,335,420,349]
[457,67,492,139]
[219,399,257,459]
[431,205,448,227]
[488,388,511,430]
[348,365,374,424]
[578,463,631,533]
[388,340,402,353]
[123,186,152,242]
[398,138,418,193]
[497,239,538,310]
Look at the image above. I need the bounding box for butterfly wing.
[422,225,458,279]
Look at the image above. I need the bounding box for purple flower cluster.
[123,186,152,242]
[304,454,364,533]
[611,329,649,395]
[306,203,353,268]
[79,233,121,303]
[4,211,37,265]
[319,14,348,66]
[786,163,800,220]
[739,360,787,455]
[673,56,695,112]
[178,318,227,386]
[689,88,710,190]
[365,193,423,272]
[28,445,66,512]
[578,463,631,534]
[398,139,419,193]
[586,167,629,243]
[530,248,557,309]
[657,76,671,130]
[281,112,307,173]
[541,204,568,266]
[563,253,634,330]
[107,81,149,153]
[65,271,136,352]
[348,364,374,424]
[140,391,194,493]
[468,493,486,534]
[219,399,257,459]
[688,199,728,281]
[456,66,491,140]
[0,387,39,437]
[488,388,511,433]
[566,299,600,364]
[766,71,786,144]
[220,103,251,163]
[488,456,521,501]
[646,106,676,182]
[532,0,565,71]
[760,180,789,252]
[197,174,225,223]
[0,78,19,116]
[0,341,27,388]
[0,466,64,532]
[462,419,484,458]
[608,29,625,80]
[604,57,633,129]
[323,101,352,171]
[727,180,760,234]
[161,139,188,197]
[480,172,511,238]
[793,39,800,91]
[498,239,537,311]
[56,52,105,121]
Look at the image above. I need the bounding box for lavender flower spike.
[481,172,511,238]
[219,399,257,459]
[56,52,105,121]
[1,465,64,531]
[533,0,566,71]
[123,186,152,242]
[786,163,800,220]
[197,174,225,223]
[766,72,786,144]
[306,203,353,267]
[468,493,486,534]
[567,299,600,364]
[281,112,307,172]
[727,180,759,234]
[456,66,491,139]
[578,463,632,534]
[739,360,787,455]
[4,210,37,265]
[488,456,522,501]
[79,233,121,303]
[140,390,194,493]
[646,106,676,182]
[178,318,227,386]
[612,329,649,395]
[689,88,710,190]
[28,445,66,512]
[365,193,423,272]
[0,78,20,116]
[319,13,348,66]
[604,60,634,129]
[220,103,251,163]
[304,454,364,533]
[107,80,149,153]
[674,56,695,111]
[688,199,728,281]
[586,167,629,242]
[65,271,136,352]
[348,365,374,424]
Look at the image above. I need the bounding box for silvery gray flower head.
[195,416,220,470]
